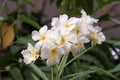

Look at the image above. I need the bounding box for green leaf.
[0,52,13,69]
[64,47,92,68]
[80,54,104,68]
[24,0,33,5]
[76,0,93,14]
[96,0,120,9]
[62,70,95,80]
[98,14,110,22]
[31,73,39,80]
[58,53,69,77]
[109,17,120,24]
[23,68,34,80]
[16,36,35,45]
[17,15,40,29]
[28,63,48,80]
[10,67,23,80]
[89,66,119,80]
[109,63,120,73]
[64,10,80,16]
[105,40,120,46]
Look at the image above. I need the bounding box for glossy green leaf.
[17,15,40,29]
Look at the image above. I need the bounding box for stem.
[63,47,92,68]
[58,53,69,77]
[51,66,54,80]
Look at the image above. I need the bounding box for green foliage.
[0,0,120,80]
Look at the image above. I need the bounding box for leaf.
[96,0,120,9]
[31,73,39,80]
[109,17,120,24]
[62,70,95,80]
[17,15,40,29]
[10,67,23,80]
[105,40,120,46]
[2,23,15,48]
[109,63,120,73]
[89,66,119,80]
[58,53,69,77]
[98,14,110,22]
[23,68,35,80]
[24,0,33,5]
[64,47,92,68]
[16,36,35,45]
[76,0,93,14]
[28,63,48,80]
[0,52,13,69]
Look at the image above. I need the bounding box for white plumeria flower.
[72,21,90,36]
[21,43,40,64]
[88,26,106,44]
[32,25,52,47]
[80,9,98,25]
[71,35,90,56]
[51,31,77,53]
[51,14,77,35]
[40,44,65,66]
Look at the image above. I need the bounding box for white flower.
[21,43,40,64]
[71,35,90,56]
[72,21,90,36]
[51,14,77,35]
[32,25,52,47]
[40,44,65,66]
[88,26,106,44]
[80,9,98,25]
[51,31,77,53]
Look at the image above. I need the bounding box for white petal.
[56,54,62,63]
[80,37,90,43]
[57,47,65,55]
[46,57,54,66]
[69,17,78,24]
[64,42,71,53]
[81,9,87,16]
[32,30,40,41]
[41,48,50,59]
[27,43,34,53]
[39,25,48,35]
[59,14,68,23]
[51,17,59,27]
[21,50,30,57]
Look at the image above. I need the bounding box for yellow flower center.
[41,35,46,40]
[75,27,82,34]
[89,32,98,43]
[64,23,71,28]
[30,52,36,58]
[59,36,66,45]
[51,48,57,55]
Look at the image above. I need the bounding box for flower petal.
[27,43,34,53]
[32,30,40,41]
[39,25,48,36]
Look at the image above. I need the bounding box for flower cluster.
[21,10,106,66]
